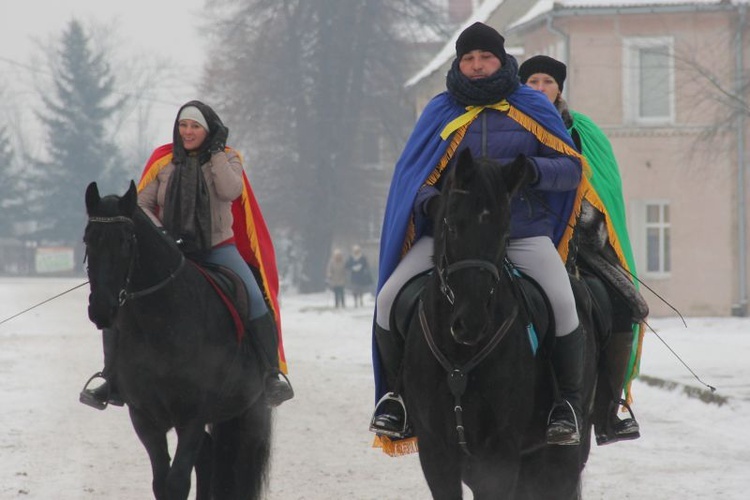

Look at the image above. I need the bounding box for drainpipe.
[546,14,570,70]
[733,5,748,317]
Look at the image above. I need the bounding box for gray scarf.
[162,155,212,258]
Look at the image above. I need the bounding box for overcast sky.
[0,0,207,147]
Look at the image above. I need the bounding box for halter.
[86,215,185,304]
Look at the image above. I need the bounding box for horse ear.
[119,180,138,215]
[504,154,536,197]
[454,148,475,187]
[85,182,100,214]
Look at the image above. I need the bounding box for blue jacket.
[414,109,581,240]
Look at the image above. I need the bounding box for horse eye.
[478,208,491,224]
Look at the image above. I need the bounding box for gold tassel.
[372,435,420,457]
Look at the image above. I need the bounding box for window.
[623,37,674,125]
[633,200,672,277]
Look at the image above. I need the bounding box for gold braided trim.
[137,153,173,192]
[577,180,632,279]
[400,124,471,258]
[507,106,595,263]
[623,322,646,406]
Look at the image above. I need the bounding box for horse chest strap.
[447,369,468,397]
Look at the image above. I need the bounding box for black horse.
[83,181,272,500]
[399,149,599,499]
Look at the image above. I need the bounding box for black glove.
[523,157,539,187]
[209,122,229,154]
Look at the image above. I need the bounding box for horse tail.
[212,405,274,499]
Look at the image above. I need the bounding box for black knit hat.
[518,55,567,91]
[455,22,507,63]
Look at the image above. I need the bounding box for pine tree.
[0,124,23,237]
[30,19,127,248]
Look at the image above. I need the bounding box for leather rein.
[86,215,185,305]
[422,224,519,455]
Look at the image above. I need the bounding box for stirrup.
[596,399,640,446]
[546,399,581,446]
[265,371,294,407]
[79,372,110,410]
[369,392,409,439]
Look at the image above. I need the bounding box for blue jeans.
[203,244,268,320]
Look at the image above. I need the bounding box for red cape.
[138,144,286,372]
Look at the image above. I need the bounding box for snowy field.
[1,277,748,499]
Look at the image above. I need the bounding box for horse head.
[84,181,139,329]
[434,148,533,345]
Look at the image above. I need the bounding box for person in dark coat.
[346,244,373,307]
[370,22,587,447]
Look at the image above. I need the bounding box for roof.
[405,0,508,88]
[510,0,749,32]
[406,0,749,88]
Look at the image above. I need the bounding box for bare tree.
[201,0,448,292]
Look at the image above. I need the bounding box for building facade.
[404,0,750,317]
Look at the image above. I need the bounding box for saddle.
[390,262,612,354]
[192,261,251,337]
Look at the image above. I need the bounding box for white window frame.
[622,37,675,125]
[631,199,671,278]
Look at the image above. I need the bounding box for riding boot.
[79,328,124,410]
[248,313,294,407]
[369,325,409,438]
[594,329,641,445]
[547,326,584,446]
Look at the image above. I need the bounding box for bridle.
[86,215,185,305]
[435,196,501,305]
[422,190,518,456]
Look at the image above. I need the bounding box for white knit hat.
[178,105,209,131]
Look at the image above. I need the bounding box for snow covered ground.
[1,277,748,499]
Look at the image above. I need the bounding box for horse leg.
[463,448,521,500]
[128,408,171,500]
[194,430,213,500]
[166,422,208,500]
[417,440,463,500]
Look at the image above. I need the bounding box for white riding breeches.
[375,235,579,337]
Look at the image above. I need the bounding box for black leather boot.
[595,329,640,445]
[547,326,584,446]
[79,328,124,410]
[369,325,409,438]
[249,313,294,407]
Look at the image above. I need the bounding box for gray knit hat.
[178,105,210,131]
